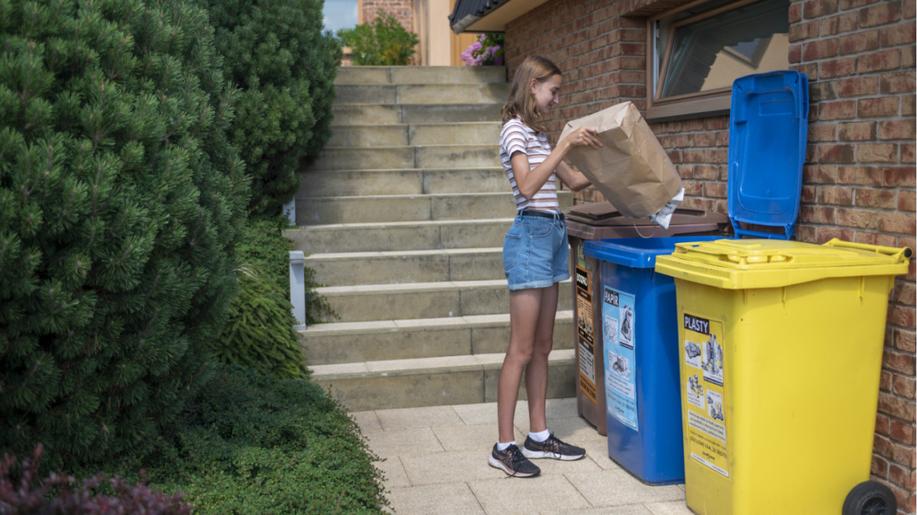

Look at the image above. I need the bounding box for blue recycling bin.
[584,236,720,484]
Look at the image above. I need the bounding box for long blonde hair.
[501,56,561,134]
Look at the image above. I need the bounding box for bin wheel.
[842,481,897,515]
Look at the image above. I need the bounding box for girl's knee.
[532,338,553,360]
[506,343,535,364]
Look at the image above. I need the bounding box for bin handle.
[825,238,913,261]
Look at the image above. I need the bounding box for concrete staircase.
[289,66,576,411]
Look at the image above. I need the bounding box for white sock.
[529,429,551,442]
[496,441,515,451]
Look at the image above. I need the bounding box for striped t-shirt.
[499,117,560,213]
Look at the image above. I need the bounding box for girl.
[489,55,602,478]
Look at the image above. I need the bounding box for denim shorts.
[502,212,571,291]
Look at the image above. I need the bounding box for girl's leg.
[526,282,559,433]
[497,288,543,443]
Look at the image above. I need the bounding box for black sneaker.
[522,433,586,461]
[488,444,541,478]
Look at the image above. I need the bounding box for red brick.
[838,30,880,54]
[789,1,803,22]
[856,143,899,163]
[838,121,875,140]
[859,2,901,28]
[814,225,856,241]
[871,454,889,477]
[888,464,912,493]
[893,281,916,305]
[815,143,855,162]
[809,123,837,142]
[703,182,727,198]
[788,44,802,63]
[898,191,916,212]
[818,185,854,205]
[805,0,839,18]
[880,71,917,94]
[855,187,898,208]
[857,48,903,73]
[818,99,857,120]
[902,95,915,116]
[803,38,839,60]
[880,369,894,391]
[877,119,916,140]
[804,164,840,184]
[880,21,916,47]
[836,76,880,98]
[879,210,917,234]
[902,143,915,163]
[878,390,917,421]
[837,165,888,185]
[895,328,916,352]
[888,301,917,327]
[906,0,917,17]
[800,205,837,224]
[818,56,857,77]
[877,412,892,435]
[859,97,900,117]
[889,417,916,445]
[810,81,837,102]
[840,0,884,8]
[836,206,878,228]
[837,10,860,32]
[892,374,916,399]
[802,185,817,202]
[883,167,917,187]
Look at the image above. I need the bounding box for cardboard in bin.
[560,102,682,218]
[566,201,729,240]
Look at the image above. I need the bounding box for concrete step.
[334,83,509,105]
[331,104,502,125]
[335,66,506,85]
[328,122,501,147]
[309,349,575,411]
[315,279,573,323]
[306,247,504,286]
[295,167,507,197]
[285,218,512,253]
[297,192,575,225]
[301,311,573,365]
[308,144,499,171]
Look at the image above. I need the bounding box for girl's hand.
[561,127,603,152]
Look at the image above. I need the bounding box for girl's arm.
[512,127,600,200]
[555,161,591,192]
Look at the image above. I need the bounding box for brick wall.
[505,0,915,511]
[361,0,414,32]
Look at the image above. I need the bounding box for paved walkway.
[352,398,692,514]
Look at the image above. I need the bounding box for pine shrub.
[0,0,248,468]
[203,0,342,215]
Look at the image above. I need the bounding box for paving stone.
[564,469,684,507]
[431,424,525,452]
[351,410,382,434]
[376,405,464,431]
[377,456,411,488]
[400,450,500,485]
[645,501,693,515]
[365,427,445,458]
[468,475,591,514]
[387,483,485,515]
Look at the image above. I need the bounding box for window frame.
[645,0,780,122]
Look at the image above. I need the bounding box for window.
[647,0,790,121]
[323,0,359,32]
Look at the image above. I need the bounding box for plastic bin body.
[568,208,727,436]
[585,236,720,484]
[655,239,911,515]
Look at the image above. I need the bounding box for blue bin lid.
[727,70,809,240]
[583,236,722,269]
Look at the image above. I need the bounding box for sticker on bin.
[602,287,638,432]
[683,313,729,478]
[575,266,597,402]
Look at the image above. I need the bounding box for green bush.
[149,364,389,513]
[203,0,342,215]
[0,0,248,468]
[339,12,419,66]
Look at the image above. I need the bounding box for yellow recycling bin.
[654,238,912,515]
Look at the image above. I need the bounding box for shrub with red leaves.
[0,445,191,514]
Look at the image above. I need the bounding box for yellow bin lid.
[655,238,912,289]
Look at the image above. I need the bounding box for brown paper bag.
[559,102,682,218]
